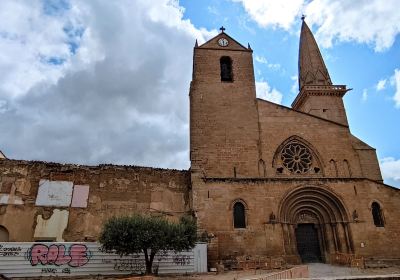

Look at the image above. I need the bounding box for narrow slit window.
[233,202,246,228]
[220,56,233,82]
[371,202,384,227]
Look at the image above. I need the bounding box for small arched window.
[220,56,233,82]
[0,225,9,242]
[233,202,246,228]
[371,202,384,227]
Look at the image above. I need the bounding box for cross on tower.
[219,26,226,33]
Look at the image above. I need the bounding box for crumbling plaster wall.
[0,159,191,242]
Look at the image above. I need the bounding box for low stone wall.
[331,252,365,268]
[239,265,309,280]
[220,256,286,271]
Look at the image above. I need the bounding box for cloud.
[376,79,387,91]
[256,81,283,104]
[0,1,84,98]
[255,55,268,64]
[255,55,281,71]
[0,0,214,169]
[290,75,298,94]
[233,0,304,30]
[234,0,400,51]
[380,157,400,183]
[390,69,400,108]
[362,89,368,102]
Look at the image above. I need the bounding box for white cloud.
[362,89,368,102]
[0,1,85,98]
[376,79,387,91]
[0,0,214,169]
[256,81,283,104]
[391,69,400,108]
[233,0,304,30]
[255,55,268,64]
[255,55,281,71]
[235,0,400,51]
[380,157,400,183]
[290,75,298,94]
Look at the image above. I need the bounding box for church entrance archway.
[295,223,322,263]
[279,186,353,264]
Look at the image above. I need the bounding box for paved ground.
[156,263,400,280]
[41,264,400,280]
[307,263,400,279]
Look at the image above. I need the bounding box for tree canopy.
[99,214,197,274]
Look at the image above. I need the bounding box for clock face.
[218,38,229,47]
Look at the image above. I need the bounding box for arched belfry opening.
[220,56,233,82]
[279,186,353,263]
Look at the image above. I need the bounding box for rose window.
[281,143,312,174]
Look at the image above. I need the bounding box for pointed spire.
[298,19,332,90]
[247,43,252,50]
[195,39,198,47]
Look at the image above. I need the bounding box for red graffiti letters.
[28,244,91,267]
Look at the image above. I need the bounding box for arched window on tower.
[220,56,233,82]
[371,202,384,227]
[233,201,246,228]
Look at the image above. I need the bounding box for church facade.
[1,21,400,267]
[189,21,400,265]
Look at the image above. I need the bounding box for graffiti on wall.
[111,258,146,272]
[0,244,22,257]
[26,244,92,267]
[0,242,207,277]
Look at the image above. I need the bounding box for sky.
[0,0,399,187]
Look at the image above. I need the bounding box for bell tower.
[189,28,260,178]
[292,19,350,126]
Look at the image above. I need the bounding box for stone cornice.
[292,85,349,109]
[200,176,397,190]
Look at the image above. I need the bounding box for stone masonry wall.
[257,99,383,182]
[0,159,190,242]
[192,176,400,263]
[190,34,260,178]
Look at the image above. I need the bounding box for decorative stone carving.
[281,143,312,174]
[296,212,318,224]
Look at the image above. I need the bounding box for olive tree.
[99,214,197,275]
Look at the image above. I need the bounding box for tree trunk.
[143,249,151,275]
[143,249,157,275]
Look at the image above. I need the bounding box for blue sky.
[0,0,399,187]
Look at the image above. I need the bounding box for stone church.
[1,20,400,267]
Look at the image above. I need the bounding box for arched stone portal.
[279,186,353,263]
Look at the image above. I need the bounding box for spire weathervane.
[301,14,306,21]
[219,26,226,33]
